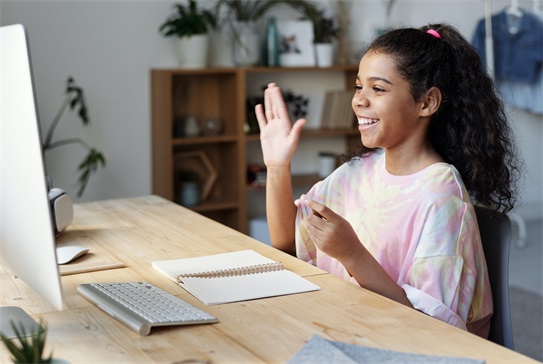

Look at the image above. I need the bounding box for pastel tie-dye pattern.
[295,150,493,338]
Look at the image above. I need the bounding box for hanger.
[505,0,524,34]
[506,0,523,18]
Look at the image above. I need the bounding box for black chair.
[475,205,514,349]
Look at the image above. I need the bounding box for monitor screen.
[0,24,63,314]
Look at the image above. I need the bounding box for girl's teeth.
[358,118,378,125]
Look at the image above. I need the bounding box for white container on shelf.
[318,152,337,178]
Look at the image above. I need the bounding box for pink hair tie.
[427,29,441,39]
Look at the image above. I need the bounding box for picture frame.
[277,20,316,67]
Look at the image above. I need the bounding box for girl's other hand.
[255,83,306,168]
[303,199,365,262]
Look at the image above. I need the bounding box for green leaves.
[66,76,89,125]
[77,148,106,197]
[284,0,338,43]
[0,320,52,364]
[43,76,106,198]
[213,0,281,22]
[159,0,217,37]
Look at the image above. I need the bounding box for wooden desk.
[1,196,538,363]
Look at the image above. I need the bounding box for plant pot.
[232,21,260,67]
[315,43,334,67]
[174,34,209,69]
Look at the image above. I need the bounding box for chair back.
[475,205,514,349]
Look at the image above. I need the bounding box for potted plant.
[313,16,338,67]
[213,0,323,66]
[213,0,281,23]
[286,1,339,67]
[43,77,106,198]
[0,320,56,364]
[159,0,217,68]
[213,0,285,66]
[383,0,397,31]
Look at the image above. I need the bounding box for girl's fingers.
[306,199,330,221]
[274,91,290,121]
[264,86,274,121]
[255,104,267,131]
[264,84,292,124]
[266,86,289,122]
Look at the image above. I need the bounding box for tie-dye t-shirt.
[295,150,493,338]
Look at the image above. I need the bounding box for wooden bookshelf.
[151,65,359,233]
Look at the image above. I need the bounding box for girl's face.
[352,50,428,152]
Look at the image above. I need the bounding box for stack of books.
[320,90,356,129]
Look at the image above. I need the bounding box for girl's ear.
[420,87,442,117]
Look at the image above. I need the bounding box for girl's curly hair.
[345,23,521,213]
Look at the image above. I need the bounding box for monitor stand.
[0,306,41,339]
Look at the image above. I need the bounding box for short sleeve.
[402,255,477,330]
[399,199,490,332]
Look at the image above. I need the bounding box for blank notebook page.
[179,269,320,305]
[152,250,320,305]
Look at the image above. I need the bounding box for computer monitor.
[0,24,63,334]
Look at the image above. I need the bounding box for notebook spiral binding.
[177,262,284,279]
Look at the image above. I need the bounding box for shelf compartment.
[172,73,239,137]
[173,143,239,205]
[198,207,241,231]
[192,200,240,212]
[174,151,218,202]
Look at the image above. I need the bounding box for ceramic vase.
[315,43,334,67]
[174,34,209,69]
[233,21,260,67]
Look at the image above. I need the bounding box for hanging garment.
[472,9,543,83]
[472,9,543,114]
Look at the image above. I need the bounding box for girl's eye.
[373,86,384,92]
[354,85,362,91]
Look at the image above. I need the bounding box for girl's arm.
[265,165,297,255]
[304,198,414,307]
[255,84,306,254]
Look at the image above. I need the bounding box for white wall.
[2,0,541,221]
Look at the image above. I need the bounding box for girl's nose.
[352,93,369,108]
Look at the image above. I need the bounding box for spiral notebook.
[152,250,320,305]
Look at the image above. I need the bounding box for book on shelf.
[152,250,321,305]
[320,90,356,130]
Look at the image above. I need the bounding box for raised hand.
[255,83,306,168]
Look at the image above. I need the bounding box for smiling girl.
[255,24,519,338]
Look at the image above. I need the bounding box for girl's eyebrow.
[356,75,394,85]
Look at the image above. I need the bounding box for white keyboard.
[77,281,218,335]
